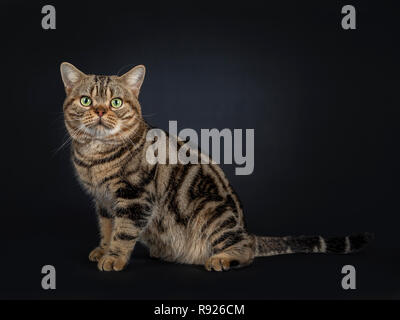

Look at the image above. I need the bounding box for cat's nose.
[94,106,107,117]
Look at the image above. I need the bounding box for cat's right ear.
[60,62,86,93]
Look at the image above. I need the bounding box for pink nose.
[94,107,106,117]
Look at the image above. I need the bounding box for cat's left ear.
[120,65,146,97]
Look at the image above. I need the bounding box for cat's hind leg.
[205,232,255,271]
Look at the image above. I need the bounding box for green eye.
[111,98,123,108]
[80,96,92,106]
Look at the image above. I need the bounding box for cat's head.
[60,62,145,144]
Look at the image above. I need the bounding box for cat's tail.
[253,232,374,257]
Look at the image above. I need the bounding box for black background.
[0,0,399,299]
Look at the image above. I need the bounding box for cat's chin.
[84,123,119,139]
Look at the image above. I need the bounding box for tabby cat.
[60,62,372,272]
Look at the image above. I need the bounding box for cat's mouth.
[92,118,114,130]
[96,121,107,128]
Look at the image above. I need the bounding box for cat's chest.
[75,169,117,210]
[78,162,117,187]
[73,145,122,199]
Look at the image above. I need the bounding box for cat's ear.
[120,65,146,97]
[60,62,86,93]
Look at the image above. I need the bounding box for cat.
[60,62,373,272]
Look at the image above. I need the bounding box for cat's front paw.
[89,247,105,262]
[97,254,128,271]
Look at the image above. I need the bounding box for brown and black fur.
[60,62,373,272]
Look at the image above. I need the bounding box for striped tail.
[254,232,374,257]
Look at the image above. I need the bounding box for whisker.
[51,126,86,157]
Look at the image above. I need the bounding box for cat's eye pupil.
[111,98,122,108]
[80,96,91,106]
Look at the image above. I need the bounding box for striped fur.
[60,63,373,272]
